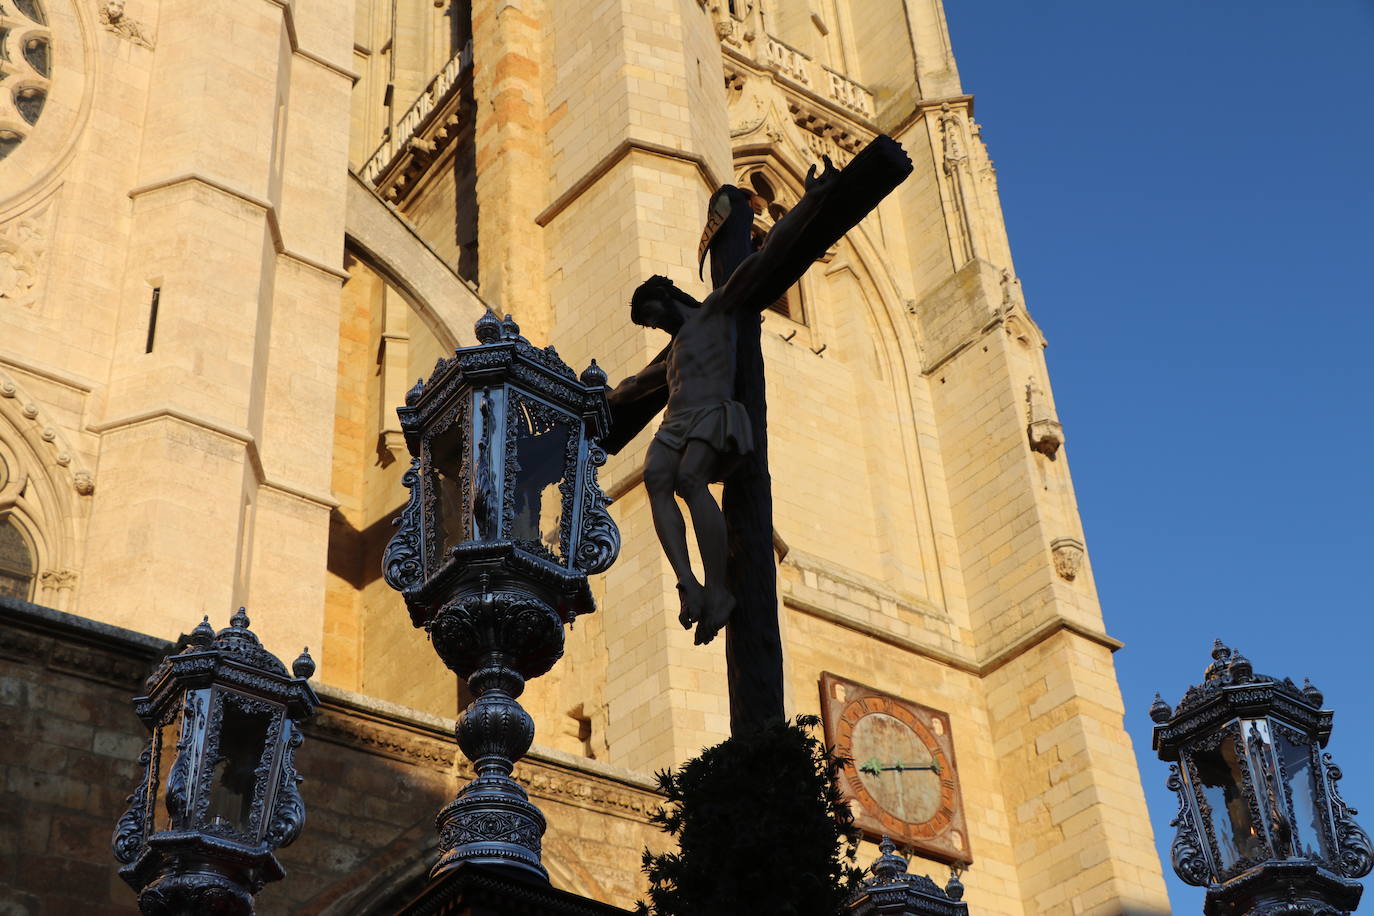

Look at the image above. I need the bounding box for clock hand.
[858,757,942,776]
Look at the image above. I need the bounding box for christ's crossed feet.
[693,586,735,646]
[676,580,734,645]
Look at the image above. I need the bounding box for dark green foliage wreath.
[636,715,864,916]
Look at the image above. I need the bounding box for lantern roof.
[397,309,612,454]
[134,608,318,725]
[1152,639,1332,760]
[848,836,968,916]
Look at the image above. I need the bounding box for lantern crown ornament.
[382,311,621,881]
[848,836,969,916]
[112,609,318,916]
[1153,641,1372,916]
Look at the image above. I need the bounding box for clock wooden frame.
[819,672,972,866]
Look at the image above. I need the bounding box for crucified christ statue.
[603,134,913,733]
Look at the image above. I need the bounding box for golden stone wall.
[0,0,1170,912]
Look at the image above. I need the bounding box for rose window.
[0,0,52,161]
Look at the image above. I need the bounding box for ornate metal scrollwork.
[112,742,153,864]
[473,393,498,542]
[163,694,199,826]
[1167,765,1213,886]
[1324,753,1374,879]
[137,874,254,916]
[574,443,620,575]
[383,459,424,593]
[428,589,565,683]
[265,726,306,847]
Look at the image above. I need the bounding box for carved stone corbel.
[1051,537,1085,582]
[1026,377,1063,459]
[39,568,77,590]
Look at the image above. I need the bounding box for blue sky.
[940,1,1374,909]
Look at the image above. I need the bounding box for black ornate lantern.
[848,836,969,916]
[1152,641,1373,915]
[112,609,318,915]
[383,309,619,880]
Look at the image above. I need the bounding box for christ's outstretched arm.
[710,157,843,316]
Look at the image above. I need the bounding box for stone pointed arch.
[0,370,88,609]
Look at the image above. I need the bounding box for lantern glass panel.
[206,693,274,837]
[509,395,573,560]
[151,702,186,832]
[1194,733,1265,870]
[430,421,471,560]
[1277,732,1329,859]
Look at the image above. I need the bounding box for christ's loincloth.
[653,400,754,468]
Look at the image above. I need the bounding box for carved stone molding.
[97,0,153,48]
[723,60,871,178]
[308,708,458,770]
[0,367,95,494]
[39,567,76,589]
[1051,537,1085,582]
[515,765,658,824]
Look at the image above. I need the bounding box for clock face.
[820,672,971,865]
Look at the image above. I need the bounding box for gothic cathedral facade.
[0,0,1170,912]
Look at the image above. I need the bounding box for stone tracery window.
[0,0,52,161]
[747,171,804,322]
[0,513,34,600]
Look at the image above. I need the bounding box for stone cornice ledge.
[127,173,349,281]
[261,0,360,83]
[784,595,1121,678]
[311,681,659,802]
[535,139,722,227]
[978,617,1123,677]
[0,350,97,394]
[87,407,340,509]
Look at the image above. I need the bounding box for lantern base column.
[426,586,568,881]
[433,772,548,880]
[1204,860,1363,916]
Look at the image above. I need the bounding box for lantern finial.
[190,615,214,646]
[946,865,966,901]
[475,308,501,343]
[580,358,608,387]
[1302,677,1324,706]
[405,377,425,406]
[1149,692,1171,723]
[292,646,316,679]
